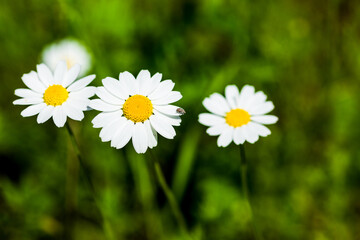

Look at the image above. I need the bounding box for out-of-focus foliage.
[1,0,360,239]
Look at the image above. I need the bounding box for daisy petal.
[37,64,53,86]
[248,122,271,137]
[154,105,182,116]
[143,73,162,96]
[13,98,43,105]
[238,85,255,108]
[151,91,182,105]
[52,106,67,127]
[37,105,55,123]
[120,71,137,95]
[66,97,90,110]
[20,103,46,117]
[149,114,176,139]
[247,91,267,107]
[198,113,225,126]
[100,117,126,142]
[225,85,240,109]
[92,110,123,128]
[144,120,157,148]
[15,89,42,98]
[233,127,246,145]
[22,71,46,93]
[111,120,134,149]
[67,74,95,92]
[96,87,124,105]
[251,115,278,125]
[148,80,175,100]
[242,124,259,144]
[53,61,67,85]
[208,93,231,114]
[70,86,96,99]
[62,102,84,121]
[132,123,148,154]
[249,101,274,115]
[202,97,227,116]
[89,99,121,112]
[63,64,81,87]
[137,70,151,95]
[206,123,228,136]
[103,77,129,100]
[153,109,181,126]
[217,126,233,147]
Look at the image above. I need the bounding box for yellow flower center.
[123,95,153,123]
[225,108,250,127]
[43,85,69,106]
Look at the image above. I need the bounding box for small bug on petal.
[176,107,186,115]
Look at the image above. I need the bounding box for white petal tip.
[20,112,29,117]
[87,74,96,81]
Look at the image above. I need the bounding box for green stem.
[64,137,79,240]
[65,122,115,240]
[65,123,96,195]
[148,150,189,236]
[126,151,164,239]
[239,144,262,240]
[240,144,249,200]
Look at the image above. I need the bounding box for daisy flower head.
[13,61,96,127]
[199,85,278,147]
[42,38,92,77]
[90,70,183,154]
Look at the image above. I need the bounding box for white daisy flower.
[90,70,183,154]
[199,84,278,147]
[13,61,96,128]
[41,38,92,77]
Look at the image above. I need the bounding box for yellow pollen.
[123,95,153,123]
[225,108,251,127]
[43,85,69,106]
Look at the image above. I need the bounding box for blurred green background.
[1,0,360,239]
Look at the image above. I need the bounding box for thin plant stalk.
[126,150,164,239]
[64,138,79,239]
[65,122,115,240]
[148,150,189,236]
[239,144,262,240]
[65,123,96,195]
